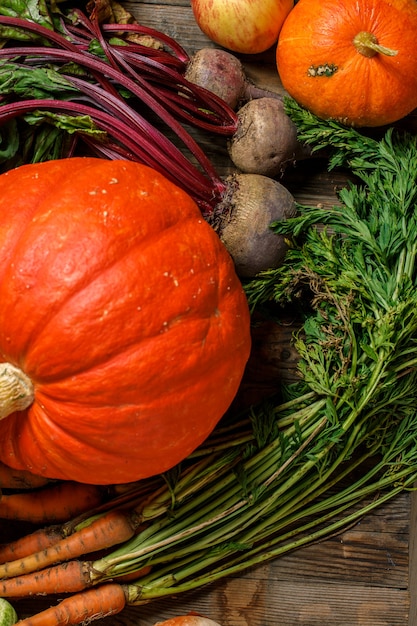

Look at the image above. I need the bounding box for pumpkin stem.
[353,31,398,58]
[0,363,34,419]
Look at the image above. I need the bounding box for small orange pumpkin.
[0,158,251,485]
[276,0,417,127]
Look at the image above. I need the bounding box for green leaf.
[0,63,79,99]
[359,343,379,362]
[0,119,19,162]
[0,0,64,42]
[23,110,107,138]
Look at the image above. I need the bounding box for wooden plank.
[124,1,213,55]
[266,502,410,589]
[93,581,410,626]
[409,491,417,626]
[12,572,410,626]
[10,578,411,626]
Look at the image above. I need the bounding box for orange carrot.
[0,525,65,565]
[0,481,104,523]
[15,583,127,625]
[0,509,139,579]
[0,559,151,599]
[0,462,50,490]
[0,560,93,597]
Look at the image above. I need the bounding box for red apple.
[191,0,294,54]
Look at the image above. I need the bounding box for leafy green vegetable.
[0,63,79,99]
[0,119,19,162]
[245,102,417,476]
[0,0,63,42]
[0,61,107,168]
[24,109,106,136]
[0,4,237,211]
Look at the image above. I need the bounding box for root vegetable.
[0,558,152,598]
[213,173,297,277]
[0,482,104,524]
[228,97,312,177]
[0,462,50,490]
[0,560,93,597]
[0,509,139,580]
[185,48,282,110]
[13,584,127,625]
[0,526,65,565]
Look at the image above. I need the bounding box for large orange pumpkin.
[276,0,417,127]
[0,158,251,485]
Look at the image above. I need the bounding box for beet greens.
[0,6,238,213]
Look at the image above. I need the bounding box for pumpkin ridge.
[21,216,231,380]
[30,277,245,403]
[0,163,201,372]
[31,312,223,401]
[1,343,243,481]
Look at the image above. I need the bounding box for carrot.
[0,462,50,490]
[0,560,93,597]
[0,559,151,598]
[14,583,127,626]
[0,481,104,523]
[0,525,65,565]
[0,509,139,579]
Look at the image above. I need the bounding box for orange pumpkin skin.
[0,158,251,485]
[276,0,417,127]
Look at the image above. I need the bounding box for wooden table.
[5,1,417,624]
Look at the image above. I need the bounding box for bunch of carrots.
[1,387,417,625]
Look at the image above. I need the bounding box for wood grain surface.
[2,1,417,625]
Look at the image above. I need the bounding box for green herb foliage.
[246,99,417,444]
